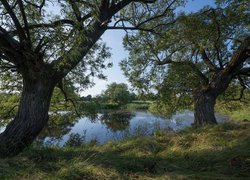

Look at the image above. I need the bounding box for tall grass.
[1,121,250,179]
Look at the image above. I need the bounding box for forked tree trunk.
[193,90,218,127]
[0,77,55,157]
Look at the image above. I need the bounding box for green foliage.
[64,132,87,147]
[0,83,80,125]
[50,84,79,113]
[100,103,120,110]
[120,0,250,115]
[100,110,133,132]
[37,113,78,144]
[126,101,150,110]
[0,0,114,107]
[78,101,101,116]
[101,83,134,106]
[66,42,112,92]
[148,64,195,116]
[0,0,184,99]
[216,87,250,121]
[0,93,19,125]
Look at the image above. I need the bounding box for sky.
[82,0,215,96]
[82,30,129,96]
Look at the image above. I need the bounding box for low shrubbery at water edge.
[126,101,151,110]
[78,100,151,113]
[216,100,250,122]
[1,121,249,179]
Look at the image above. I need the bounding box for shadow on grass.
[1,122,250,179]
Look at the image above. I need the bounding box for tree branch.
[23,0,45,14]
[228,75,248,101]
[17,0,31,44]
[201,49,219,71]
[236,67,250,76]
[51,0,136,78]
[135,0,176,27]
[57,81,80,117]
[68,0,83,22]
[154,55,209,85]
[0,26,21,64]
[0,0,27,41]
[13,19,76,32]
[50,0,163,79]
[224,36,250,74]
[107,26,156,33]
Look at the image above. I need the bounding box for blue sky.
[82,30,128,96]
[82,0,215,96]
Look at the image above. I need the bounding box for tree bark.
[193,90,218,127]
[0,77,55,157]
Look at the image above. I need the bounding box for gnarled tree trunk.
[0,77,55,157]
[192,66,235,127]
[193,90,217,127]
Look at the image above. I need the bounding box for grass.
[126,101,151,110]
[1,121,250,179]
[215,100,250,122]
[229,110,250,121]
[220,109,250,122]
[216,105,250,122]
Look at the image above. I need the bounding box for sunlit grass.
[1,121,250,179]
[216,101,250,122]
[126,101,150,110]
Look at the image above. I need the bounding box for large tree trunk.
[192,70,234,127]
[193,90,218,127]
[0,77,55,157]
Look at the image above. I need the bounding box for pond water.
[38,110,228,147]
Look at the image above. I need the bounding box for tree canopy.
[102,82,133,105]
[0,0,182,91]
[120,0,250,124]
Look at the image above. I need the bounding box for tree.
[102,82,132,105]
[120,0,250,126]
[148,64,194,116]
[0,0,180,156]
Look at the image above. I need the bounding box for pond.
[36,110,228,147]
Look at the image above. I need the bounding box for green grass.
[1,121,250,179]
[126,101,150,110]
[228,109,250,121]
[100,102,120,110]
[216,106,250,122]
[215,99,250,122]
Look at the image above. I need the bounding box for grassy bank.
[215,100,250,122]
[78,100,151,113]
[126,101,151,110]
[217,107,250,122]
[1,121,250,179]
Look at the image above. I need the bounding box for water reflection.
[100,110,134,132]
[36,113,78,145]
[36,110,228,147]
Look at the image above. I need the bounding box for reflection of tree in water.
[100,111,134,132]
[85,112,99,123]
[35,111,133,145]
[36,113,78,144]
